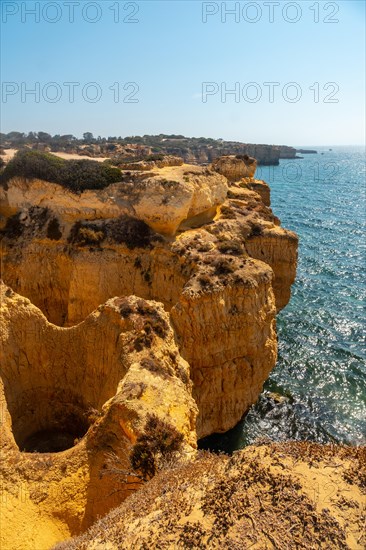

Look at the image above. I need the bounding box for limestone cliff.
[0,164,228,236]
[0,155,299,550]
[211,154,257,181]
[1,136,298,166]
[0,283,197,549]
[0,159,297,439]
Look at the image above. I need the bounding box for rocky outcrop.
[277,145,299,159]
[117,155,183,171]
[0,283,197,549]
[212,154,257,181]
[2,134,308,166]
[297,148,318,154]
[239,144,282,165]
[169,143,282,166]
[0,159,297,440]
[240,177,271,206]
[246,227,298,311]
[132,165,228,235]
[0,165,228,236]
[55,442,366,550]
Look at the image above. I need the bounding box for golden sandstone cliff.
[0,285,197,548]
[0,156,298,439]
[0,154,300,549]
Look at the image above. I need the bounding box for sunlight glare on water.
[200,146,366,452]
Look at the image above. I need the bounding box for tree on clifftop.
[83,132,94,144]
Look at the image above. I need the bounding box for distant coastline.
[0,132,317,167]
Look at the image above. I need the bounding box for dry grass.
[54,442,365,550]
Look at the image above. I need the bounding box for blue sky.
[1,0,365,145]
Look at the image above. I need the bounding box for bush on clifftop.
[0,150,122,193]
[130,414,184,480]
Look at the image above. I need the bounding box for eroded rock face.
[246,228,299,311]
[0,161,298,439]
[132,165,228,235]
[212,154,257,181]
[0,164,228,237]
[0,283,197,548]
[117,155,183,171]
[0,157,299,548]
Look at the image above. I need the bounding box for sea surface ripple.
[200,146,366,452]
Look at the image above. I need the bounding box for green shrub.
[214,258,235,275]
[133,315,169,352]
[146,154,165,161]
[118,300,134,318]
[68,216,163,250]
[0,150,122,193]
[220,205,236,219]
[0,150,65,184]
[198,273,212,288]
[140,357,172,379]
[61,159,121,192]
[2,206,50,240]
[250,223,264,236]
[2,212,23,239]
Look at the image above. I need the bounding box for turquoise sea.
[201,146,366,451]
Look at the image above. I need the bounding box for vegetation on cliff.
[0,150,122,192]
[55,442,366,549]
[68,216,164,249]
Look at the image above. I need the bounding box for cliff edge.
[56,442,365,550]
[0,154,298,438]
[0,153,299,549]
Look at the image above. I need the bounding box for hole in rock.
[9,389,94,453]
[22,428,87,453]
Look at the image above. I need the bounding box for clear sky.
[1,0,365,145]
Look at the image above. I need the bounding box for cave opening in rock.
[7,389,93,454]
[22,426,87,453]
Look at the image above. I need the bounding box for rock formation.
[0,158,297,439]
[277,145,300,159]
[0,283,197,548]
[0,164,228,237]
[117,155,183,171]
[1,135,301,166]
[297,148,318,154]
[164,143,283,166]
[0,154,299,549]
[211,154,257,181]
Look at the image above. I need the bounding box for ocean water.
[201,146,366,452]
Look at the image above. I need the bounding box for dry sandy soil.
[0,149,109,163]
[55,442,366,550]
[0,148,18,162]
